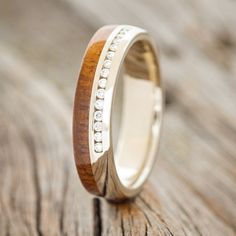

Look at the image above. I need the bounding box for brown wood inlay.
[2,2,236,234]
[73,25,116,194]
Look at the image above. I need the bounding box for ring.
[73,25,163,201]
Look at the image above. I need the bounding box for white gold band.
[73,25,163,201]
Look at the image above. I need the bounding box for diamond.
[98,79,107,88]
[94,132,102,142]
[119,28,130,34]
[113,38,121,44]
[94,99,104,110]
[119,29,126,35]
[100,68,109,78]
[94,122,102,132]
[106,51,115,60]
[109,43,118,52]
[115,34,123,39]
[117,33,124,39]
[94,143,103,153]
[94,111,102,121]
[103,60,112,69]
[96,89,105,99]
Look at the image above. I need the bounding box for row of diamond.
[93,27,131,153]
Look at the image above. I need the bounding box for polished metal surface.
[89,25,163,200]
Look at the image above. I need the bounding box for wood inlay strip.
[73,25,116,194]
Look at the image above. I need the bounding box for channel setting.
[93,27,131,153]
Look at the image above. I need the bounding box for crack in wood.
[59,166,69,236]
[134,202,152,228]
[138,196,174,236]
[23,135,43,236]
[120,216,125,236]
[93,198,102,236]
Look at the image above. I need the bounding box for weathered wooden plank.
[0,0,236,235]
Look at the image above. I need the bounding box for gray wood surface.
[0,0,236,235]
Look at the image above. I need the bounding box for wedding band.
[73,25,163,201]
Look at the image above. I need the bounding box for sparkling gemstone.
[100,68,109,78]
[117,33,125,39]
[96,89,105,99]
[119,29,126,35]
[123,27,130,32]
[106,51,115,60]
[115,34,123,39]
[94,132,102,142]
[94,111,102,121]
[94,143,103,153]
[94,99,104,110]
[94,122,102,132]
[103,60,112,69]
[109,43,118,52]
[113,38,121,44]
[98,79,107,88]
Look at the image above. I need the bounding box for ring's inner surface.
[112,40,162,188]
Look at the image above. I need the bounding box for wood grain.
[73,25,115,195]
[0,0,236,235]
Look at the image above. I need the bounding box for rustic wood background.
[0,0,236,235]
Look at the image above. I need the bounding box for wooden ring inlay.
[73,26,116,194]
